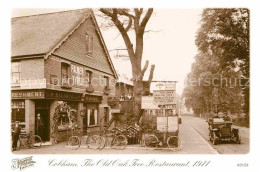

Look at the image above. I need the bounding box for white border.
[1,0,260,171]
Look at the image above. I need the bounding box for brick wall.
[21,58,44,80]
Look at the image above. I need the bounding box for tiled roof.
[11,9,91,57]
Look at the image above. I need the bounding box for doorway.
[35,100,50,141]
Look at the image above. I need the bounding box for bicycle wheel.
[68,136,81,150]
[86,135,103,149]
[16,139,21,149]
[144,135,159,150]
[167,136,181,151]
[112,135,128,150]
[28,135,42,148]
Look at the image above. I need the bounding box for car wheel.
[212,132,217,145]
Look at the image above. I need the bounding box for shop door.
[35,101,50,141]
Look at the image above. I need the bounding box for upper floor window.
[11,62,21,85]
[61,63,70,87]
[86,70,92,84]
[86,33,93,56]
[104,76,110,89]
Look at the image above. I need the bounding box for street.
[13,116,249,154]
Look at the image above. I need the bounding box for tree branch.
[148,64,155,83]
[140,8,153,33]
[141,60,149,77]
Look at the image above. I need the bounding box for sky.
[12,8,202,95]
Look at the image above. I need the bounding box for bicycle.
[144,130,182,151]
[17,131,42,149]
[67,127,102,150]
[94,128,128,150]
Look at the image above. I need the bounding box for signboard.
[110,109,120,113]
[151,81,176,91]
[11,90,82,101]
[11,90,45,99]
[153,90,176,105]
[20,79,46,89]
[141,96,160,109]
[157,116,178,132]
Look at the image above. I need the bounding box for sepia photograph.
[10,7,249,156]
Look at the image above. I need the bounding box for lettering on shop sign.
[45,90,82,101]
[11,90,45,99]
[84,95,102,103]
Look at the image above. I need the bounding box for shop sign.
[151,81,176,91]
[157,116,178,132]
[110,109,120,113]
[83,95,102,103]
[45,90,82,101]
[153,90,176,105]
[141,96,159,109]
[20,79,46,89]
[11,90,45,99]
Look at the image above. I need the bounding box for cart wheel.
[144,135,159,150]
[68,136,80,150]
[167,136,182,151]
[212,132,217,145]
[29,135,42,148]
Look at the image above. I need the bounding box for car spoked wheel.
[236,134,241,144]
[212,132,217,145]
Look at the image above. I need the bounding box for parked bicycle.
[17,131,42,149]
[67,126,102,150]
[144,130,182,151]
[93,128,128,150]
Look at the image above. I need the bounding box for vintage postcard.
[2,0,259,171]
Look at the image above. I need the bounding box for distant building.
[11,9,117,142]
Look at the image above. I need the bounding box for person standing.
[12,121,21,151]
[36,113,44,139]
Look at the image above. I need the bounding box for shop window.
[11,62,21,86]
[88,109,98,126]
[11,100,25,132]
[86,33,93,56]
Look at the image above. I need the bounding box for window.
[86,70,92,85]
[87,104,98,126]
[86,33,93,56]
[11,100,25,123]
[11,62,21,85]
[104,107,109,123]
[61,63,70,87]
[50,75,58,85]
[104,76,110,89]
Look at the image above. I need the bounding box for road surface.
[13,116,249,154]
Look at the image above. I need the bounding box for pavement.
[13,116,249,154]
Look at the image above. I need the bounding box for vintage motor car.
[206,117,241,145]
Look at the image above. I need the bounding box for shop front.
[11,89,82,142]
[82,94,102,135]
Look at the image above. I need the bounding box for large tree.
[99,8,155,123]
[195,9,249,118]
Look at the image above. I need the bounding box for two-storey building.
[11,9,117,142]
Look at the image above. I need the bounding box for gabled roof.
[12,9,90,57]
[11,9,118,78]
